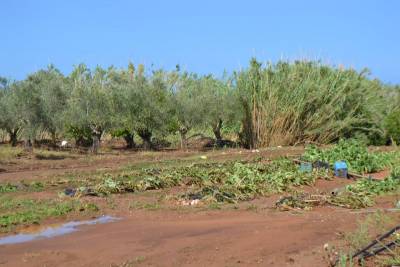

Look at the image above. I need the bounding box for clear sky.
[1,0,399,83]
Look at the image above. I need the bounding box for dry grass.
[0,145,24,163]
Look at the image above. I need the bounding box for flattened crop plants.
[65,157,332,204]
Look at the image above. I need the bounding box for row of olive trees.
[1,59,399,151]
[0,66,67,149]
[0,63,239,152]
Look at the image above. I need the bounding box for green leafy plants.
[175,159,331,203]
[79,158,332,203]
[0,181,45,194]
[0,183,17,193]
[303,139,396,173]
[330,167,400,209]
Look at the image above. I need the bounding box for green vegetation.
[0,181,45,194]
[0,145,24,162]
[0,183,18,193]
[385,109,400,145]
[303,139,396,173]
[0,196,99,232]
[0,59,399,151]
[34,150,74,160]
[331,166,400,209]
[235,60,398,148]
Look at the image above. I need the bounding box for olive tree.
[196,75,238,144]
[22,66,68,145]
[0,78,23,146]
[13,77,45,149]
[170,73,206,149]
[108,65,139,149]
[111,65,172,149]
[65,64,114,153]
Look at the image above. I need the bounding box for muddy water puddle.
[0,215,119,245]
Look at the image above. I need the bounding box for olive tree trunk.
[137,128,152,150]
[49,129,58,148]
[7,128,19,147]
[212,119,223,143]
[90,126,103,154]
[179,126,189,150]
[123,132,135,149]
[24,138,33,152]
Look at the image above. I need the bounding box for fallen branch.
[351,224,400,259]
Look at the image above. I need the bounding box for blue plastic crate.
[334,161,348,178]
[299,162,313,173]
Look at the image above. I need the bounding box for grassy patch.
[34,150,75,160]
[345,211,394,253]
[334,212,399,267]
[0,196,99,232]
[0,145,24,162]
[0,181,45,194]
[0,183,18,193]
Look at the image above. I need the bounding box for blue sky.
[1,0,399,83]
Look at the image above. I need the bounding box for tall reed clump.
[235,58,384,148]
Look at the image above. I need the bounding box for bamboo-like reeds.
[236,59,383,148]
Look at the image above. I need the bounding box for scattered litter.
[200,155,207,160]
[251,149,260,153]
[330,187,346,196]
[180,199,201,206]
[62,187,96,198]
[323,243,339,267]
[64,188,76,197]
[60,140,68,147]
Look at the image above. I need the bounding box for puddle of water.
[0,215,119,245]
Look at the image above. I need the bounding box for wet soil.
[0,207,363,267]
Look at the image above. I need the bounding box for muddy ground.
[0,146,398,267]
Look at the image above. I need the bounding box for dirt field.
[0,146,398,267]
